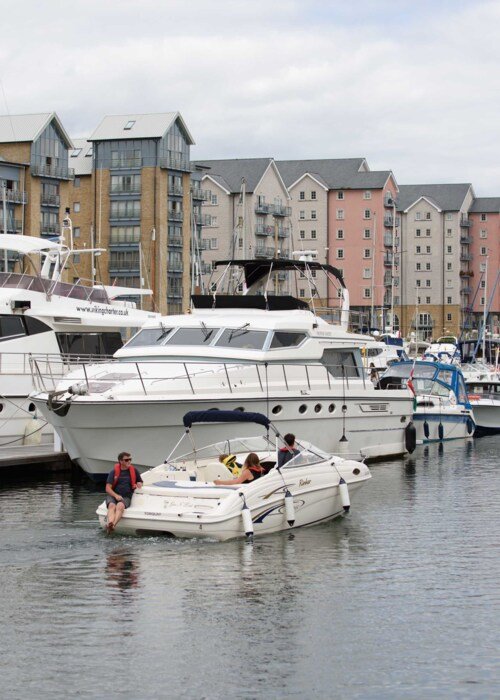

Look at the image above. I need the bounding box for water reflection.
[105,549,140,595]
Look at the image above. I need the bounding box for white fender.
[339,477,350,512]
[241,502,254,538]
[23,417,44,446]
[284,489,295,527]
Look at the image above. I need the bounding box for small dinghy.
[96,410,371,540]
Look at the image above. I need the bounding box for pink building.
[468,197,500,333]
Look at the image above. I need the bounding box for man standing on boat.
[105,452,143,532]
[277,434,300,468]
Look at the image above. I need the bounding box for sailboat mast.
[482,254,488,361]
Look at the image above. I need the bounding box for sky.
[0,0,499,194]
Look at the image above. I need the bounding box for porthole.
[400,415,407,423]
[353,467,360,475]
[314,403,322,413]
[272,405,282,415]
[0,404,3,413]
[299,404,308,414]
[28,403,36,412]
[235,407,245,412]
[328,403,335,413]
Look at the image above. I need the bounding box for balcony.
[273,204,292,217]
[109,210,141,221]
[459,269,474,277]
[109,233,140,246]
[40,193,60,206]
[384,273,392,285]
[460,252,473,261]
[110,184,141,195]
[277,227,290,238]
[40,223,59,235]
[0,188,27,205]
[255,224,273,236]
[460,217,472,228]
[201,263,212,275]
[277,249,290,259]
[194,212,212,226]
[169,184,184,197]
[167,290,183,299]
[255,245,275,258]
[168,235,183,247]
[384,233,394,247]
[191,185,211,201]
[383,253,394,267]
[460,287,472,295]
[168,262,184,273]
[384,215,400,228]
[31,163,75,180]
[108,262,140,273]
[110,155,142,169]
[159,154,191,172]
[460,235,472,244]
[168,210,183,223]
[255,202,272,214]
[384,193,395,207]
[3,219,22,233]
[199,240,209,250]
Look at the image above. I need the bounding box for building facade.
[468,197,500,334]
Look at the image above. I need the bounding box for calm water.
[0,438,499,700]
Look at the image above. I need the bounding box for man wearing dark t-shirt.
[277,433,300,468]
[105,451,143,532]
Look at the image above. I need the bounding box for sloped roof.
[69,138,93,176]
[89,112,195,144]
[277,158,367,189]
[397,183,472,212]
[469,197,500,213]
[0,112,73,148]
[193,158,274,193]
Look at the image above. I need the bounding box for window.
[415,212,421,220]
[299,191,305,200]
[364,229,371,239]
[426,262,431,270]
[426,246,431,254]
[364,288,371,298]
[311,210,317,220]
[416,262,421,271]
[426,297,431,304]
[426,279,431,287]
[446,213,452,220]
[416,279,421,287]
[299,289,305,298]
[211,216,218,227]
[74,177,81,188]
[110,200,140,218]
[299,211,305,220]
[447,279,453,287]
[337,191,344,200]
[73,202,80,213]
[336,209,344,220]
[337,249,344,259]
[210,194,218,205]
[363,268,372,278]
[447,296,452,304]
[480,229,487,238]
[363,191,371,200]
[210,238,218,250]
[270,332,307,349]
[447,228,452,236]
[110,226,140,244]
[416,245,421,254]
[447,313,452,322]
[336,229,344,239]
[363,249,371,259]
[364,209,371,219]
[238,237,243,248]
[311,191,316,200]
[480,280,486,288]
[71,148,82,158]
[124,120,136,130]
[417,296,421,304]
[73,254,81,264]
[447,246,452,254]
[481,247,487,255]
[73,227,81,238]
[311,230,317,239]
[426,229,431,237]
[299,230,305,239]
[480,262,486,272]
[480,213,487,222]
[447,262,452,270]
[480,296,485,305]
[416,229,421,237]
[425,212,431,220]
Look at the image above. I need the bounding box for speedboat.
[423,336,460,364]
[465,377,500,436]
[379,360,475,443]
[0,233,158,449]
[32,259,414,480]
[96,410,372,540]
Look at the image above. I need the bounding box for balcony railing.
[460,252,473,261]
[460,217,472,228]
[194,212,212,226]
[3,219,22,233]
[169,184,184,197]
[384,215,400,227]
[40,193,60,206]
[276,271,287,281]
[384,194,395,207]
[383,254,394,267]
[109,210,141,221]
[191,185,211,201]
[167,290,183,299]
[168,262,184,272]
[277,227,290,238]
[277,250,290,259]
[255,246,275,258]
[168,210,184,222]
[109,232,141,245]
[201,263,212,275]
[383,274,392,285]
[273,204,292,217]
[110,156,142,169]
[110,185,141,194]
[31,163,75,180]
[168,235,183,247]
[255,202,272,214]
[460,287,472,295]
[255,225,273,236]
[159,154,191,172]
[0,189,27,205]
[460,235,472,244]
[108,262,140,273]
[459,269,474,277]
[40,223,59,235]
[199,240,209,250]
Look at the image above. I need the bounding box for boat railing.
[30,357,368,395]
[14,353,112,382]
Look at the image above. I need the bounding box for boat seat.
[196,462,232,482]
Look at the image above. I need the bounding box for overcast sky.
[1,0,499,193]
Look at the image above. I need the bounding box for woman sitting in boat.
[214,452,265,486]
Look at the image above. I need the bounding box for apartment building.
[0,113,73,267]
[67,138,94,284]
[195,158,291,290]
[395,184,474,339]
[468,197,500,334]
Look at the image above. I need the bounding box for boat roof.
[213,259,346,288]
[383,359,461,374]
[191,294,310,311]
[0,234,61,255]
[183,410,270,428]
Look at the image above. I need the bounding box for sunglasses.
[122,458,132,462]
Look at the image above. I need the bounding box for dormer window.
[71,149,82,158]
[124,120,136,130]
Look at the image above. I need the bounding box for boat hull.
[413,409,475,443]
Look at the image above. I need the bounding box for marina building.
[468,197,500,334]
[395,184,474,339]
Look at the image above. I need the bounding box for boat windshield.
[413,379,450,397]
[172,435,276,464]
[165,328,220,345]
[282,444,330,468]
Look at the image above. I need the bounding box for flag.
[407,362,417,410]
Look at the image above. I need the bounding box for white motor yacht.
[32,259,414,480]
[96,410,372,540]
[465,375,500,436]
[0,234,158,449]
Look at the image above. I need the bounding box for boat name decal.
[75,305,130,316]
[299,478,311,487]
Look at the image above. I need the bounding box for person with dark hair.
[105,451,143,532]
[214,452,265,486]
[277,433,300,468]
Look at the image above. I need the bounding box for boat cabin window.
[215,329,268,350]
[437,370,453,387]
[413,379,449,397]
[164,327,220,346]
[457,375,467,404]
[126,327,173,347]
[270,332,307,349]
[320,349,360,378]
[0,315,25,340]
[56,332,123,356]
[366,347,383,357]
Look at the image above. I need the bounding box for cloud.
[0,0,499,193]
